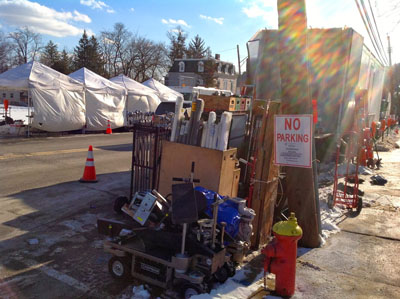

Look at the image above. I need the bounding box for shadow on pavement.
[0,171,132,298]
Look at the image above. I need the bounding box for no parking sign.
[274,115,313,168]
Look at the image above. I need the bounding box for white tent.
[110,75,161,112]
[0,61,85,132]
[142,78,183,102]
[70,68,127,131]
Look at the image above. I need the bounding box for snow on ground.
[130,285,151,299]
[192,267,265,299]
[0,104,32,124]
[318,186,343,245]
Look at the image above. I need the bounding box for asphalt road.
[0,133,136,298]
[0,133,134,197]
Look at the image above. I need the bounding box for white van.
[169,86,232,101]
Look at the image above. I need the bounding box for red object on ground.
[262,216,302,297]
[312,99,318,124]
[105,120,112,134]
[371,121,377,138]
[79,145,97,183]
[3,99,9,111]
[381,119,386,132]
[363,127,370,140]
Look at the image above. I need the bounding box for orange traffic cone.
[79,145,97,183]
[105,120,112,134]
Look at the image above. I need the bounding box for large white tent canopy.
[110,75,161,112]
[0,61,85,132]
[70,68,127,131]
[142,78,183,102]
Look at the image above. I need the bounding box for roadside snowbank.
[0,104,31,124]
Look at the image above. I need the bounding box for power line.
[354,0,387,65]
[359,0,388,65]
[360,0,388,65]
[366,0,389,63]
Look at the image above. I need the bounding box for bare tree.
[167,26,187,64]
[8,27,42,64]
[132,38,169,82]
[100,22,169,81]
[0,30,11,72]
[101,23,134,77]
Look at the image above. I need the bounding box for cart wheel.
[214,265,229,283]
[350,197,363,217]
[114,196,128,214]
[327,194,334,209]
[108,256,131,279]
[180,283,203,299]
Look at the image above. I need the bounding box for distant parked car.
[155,101,192,115]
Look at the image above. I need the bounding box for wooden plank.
[231,168,241,197]
[251,101,280,248]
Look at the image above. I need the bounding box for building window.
[198,61,204,72]
[225,65,229,74]
[179,61,185,72]
[2,93,5,98]
[223,80,228,90]
[231,66,235,75]
[10,93,14,98]
[217,63,222,73]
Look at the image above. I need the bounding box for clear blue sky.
[0,0,398,68]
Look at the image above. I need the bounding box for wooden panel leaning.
[250,101,280,249]
[158,141,240,198]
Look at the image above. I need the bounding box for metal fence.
[129,123,170,199]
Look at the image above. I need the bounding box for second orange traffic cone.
[105,120,112,134]
[79,145,97,183]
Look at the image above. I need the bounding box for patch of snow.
[0,104,32,124]
[59,213,97,233]
[318,186,343,245]
[192,268,264,299]
[131,285,150,299]
[27,238,39,245]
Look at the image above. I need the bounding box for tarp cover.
[142,78,183,102]
[110,75,161,112]
[0,62,86,132]
[70,68,127,130]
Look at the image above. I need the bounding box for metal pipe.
[181,223,187,254]
[211,194,219,249]
[220,222,226,248]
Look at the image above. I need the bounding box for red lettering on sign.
[293,118,300,130]
[285,118,291,130]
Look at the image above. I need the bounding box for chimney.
[215,54,220,60]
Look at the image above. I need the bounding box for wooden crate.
[158,141,240,197]
[200,95,236,112]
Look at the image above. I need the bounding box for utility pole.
[277,0,320,247]
[237,45,241,76]
[387,35,392,66]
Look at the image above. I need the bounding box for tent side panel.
[30,88,85,132]
[85,90,126,130]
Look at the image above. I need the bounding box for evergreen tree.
[201,60,217,88]
[88,35,104,75]
[73,30,104,74]
[40,40,60,68]
[187,35,207,58]
[167,27,187,63]
[73,30,90,70]
[53,49,72,74]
